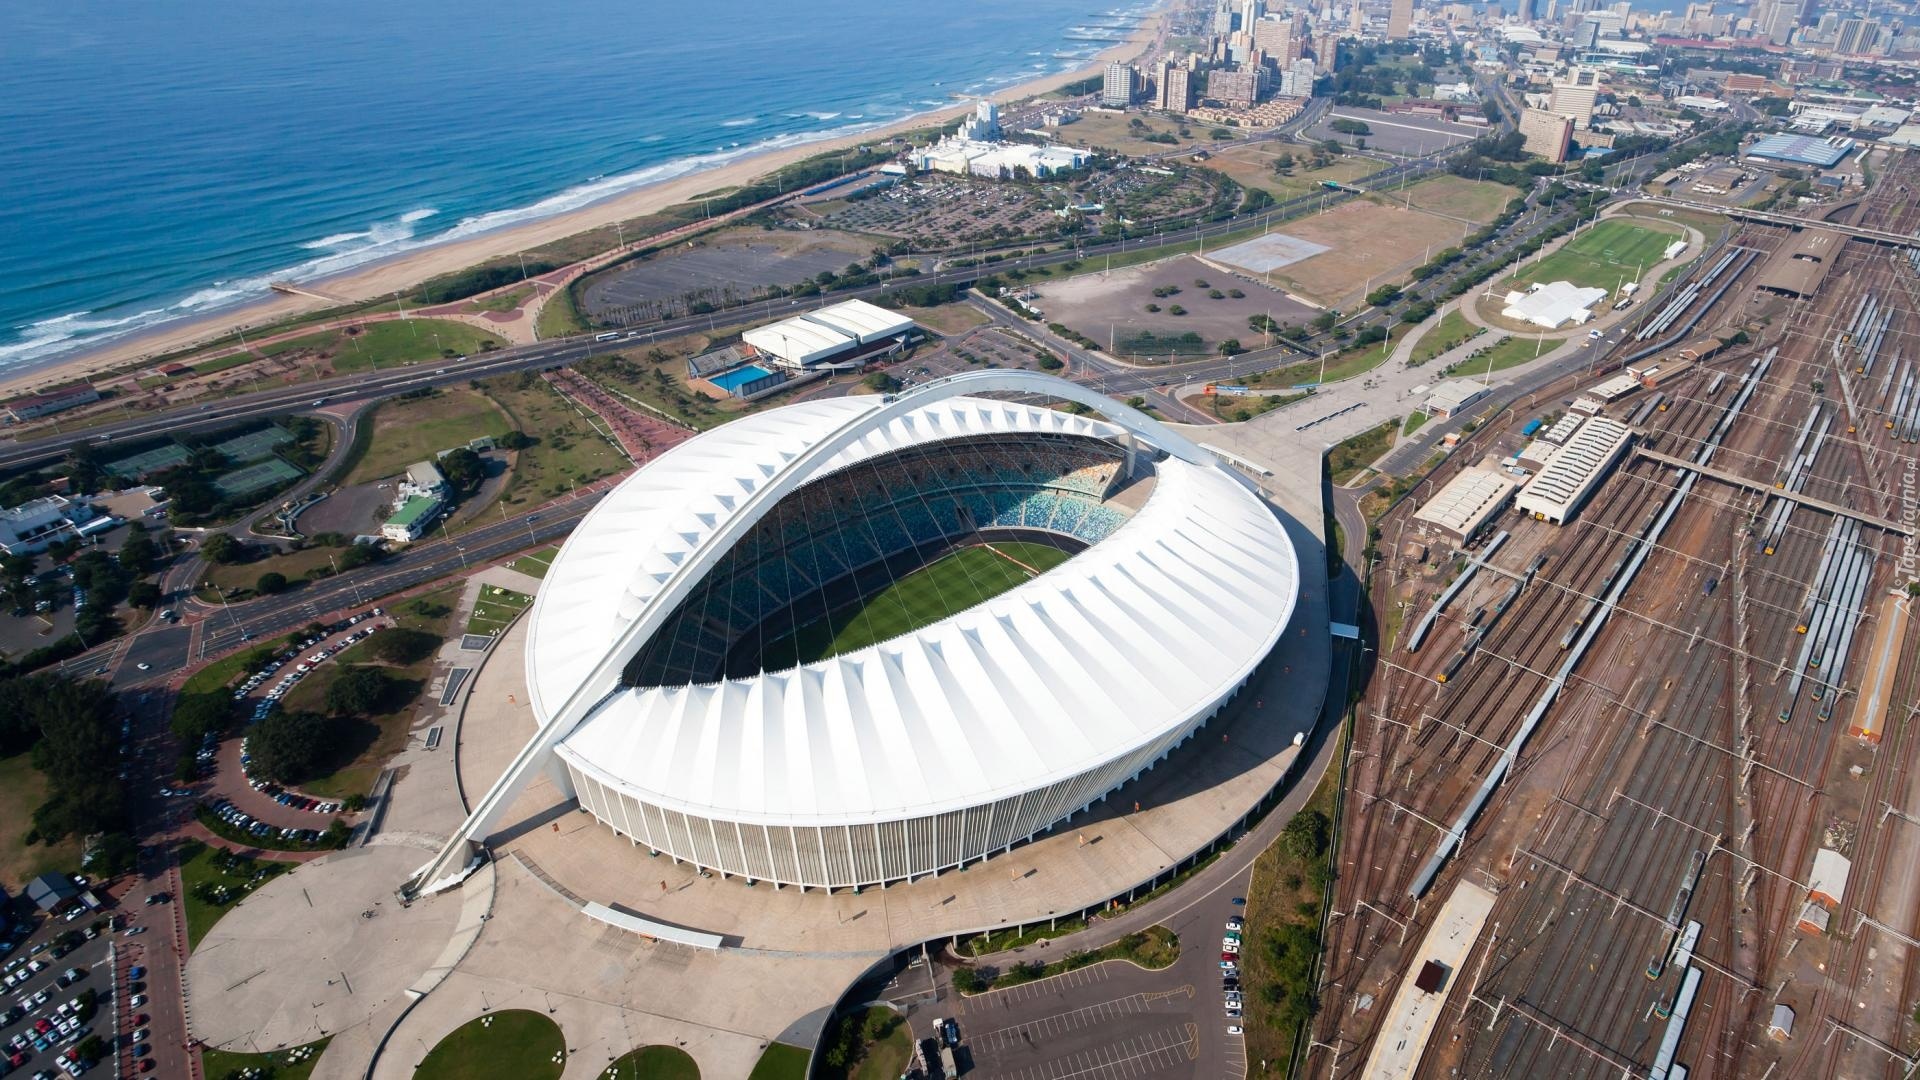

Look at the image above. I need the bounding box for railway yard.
[1315,153,1920,1079]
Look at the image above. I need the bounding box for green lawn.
[1444,334,1553,379]
[601,1045,699,1080]
[346,387,515,484]
[759,541,1072,670]
[817,1007,912,1080]
[193,352,257,377]
[467,587,532,636]
[0,754,83,892]
[483,375,630,505]
[181,640,285,695]
[203,1037,330,1080]
[178,840,291,948]
[1328,420,1400,485]
[1402,411,1429,436]
[276,603,451,800]
[259,319,501,375]
[509,547,559,579]
[1410,309,1482,366]
[1505,219,1680,292]
[747,1044,810,1080]
[413,1010,565,1080]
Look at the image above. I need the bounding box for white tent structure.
[1502,281,1608,329]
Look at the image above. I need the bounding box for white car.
[135,662,151,671]
[1227,1024,1244,1035]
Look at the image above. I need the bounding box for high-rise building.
[1279,58,1317,97]
[1253,15,1304,62]
[1163,66,1194,111]
[1551,78,1599,128]
[1388,0,1413,38]
[1520,109,1573,163]
[1210,66,1262,107]
[1765,0,1801,44]
[1351,1,1366,33]
[1314,31,1340,73]
[1102,63,1138,107]
[1520,0,1539,21]
[1834,17,1882,55]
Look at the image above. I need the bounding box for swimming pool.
[710,364,776,394]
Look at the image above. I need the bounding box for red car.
[132,1014,150,1026]
[139,1060,155,1072]
[7,1050,27,1068]
[1221,952,1238,962]
[33,1019,51,1034]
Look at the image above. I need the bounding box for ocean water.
[0,0,1150,373]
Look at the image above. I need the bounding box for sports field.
[1506,218,1680,292]
[759,541,1071,669]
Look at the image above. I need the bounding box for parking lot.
[953,963,1205,1080]
[0,898,143,1078]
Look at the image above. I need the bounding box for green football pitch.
[758,541,1072,669]
[1505,219,1681,292]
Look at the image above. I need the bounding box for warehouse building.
[741,300,918,370]
[1744,133,1853,168]
[1515,415,1632,524]
[1424,381,1490,420]
[1413,466,1520,541]
[1755,229,1840,299]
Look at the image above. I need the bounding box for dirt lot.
[1052,110,1207,157]
[1028,254,1318,358]
[1253,198,1475,308]
[579,229,873,322]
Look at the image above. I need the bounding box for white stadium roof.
[528,390,1299,829]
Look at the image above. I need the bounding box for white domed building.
[418,371,1299,893]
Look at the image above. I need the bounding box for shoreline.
[0,18,1161,401]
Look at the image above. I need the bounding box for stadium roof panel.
[529,391,1298,827]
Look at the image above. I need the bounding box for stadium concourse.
[182,373,1335,1078]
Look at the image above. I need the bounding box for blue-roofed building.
[1745,134,1853,168]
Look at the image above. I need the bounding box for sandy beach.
[1,18,1160,400]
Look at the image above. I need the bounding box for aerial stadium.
[415,371,1299,893]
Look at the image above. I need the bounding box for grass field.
[178,840,292,948]
[1444,334,1553,379]
[0,754,82,892]
[1198,150,1385,206]
[467,587,531,636]
[254,319,501,376]
[759,541,1071,670]
[1409,309,1481,366]
[509,547,559,579]
[1328,419,1400,485]
[747,1044,810,1080]
[1241,762,1339,1074]
[413,1010,564,1080]
[1055,111,1207,157]
[203,1037,329,1080]
[1402,411,1429,436]
[603,1045,700,1080]
[482,375,631,504]
[1398,175,1520,224]
[1505,218,1681,292]
[346,387,515,484]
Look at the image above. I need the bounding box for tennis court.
[106,443,192,479]
[209,425,295,463]
[760,541,1072,669]
[214,458,303,498]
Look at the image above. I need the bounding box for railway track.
[1318,152,1920,1080]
